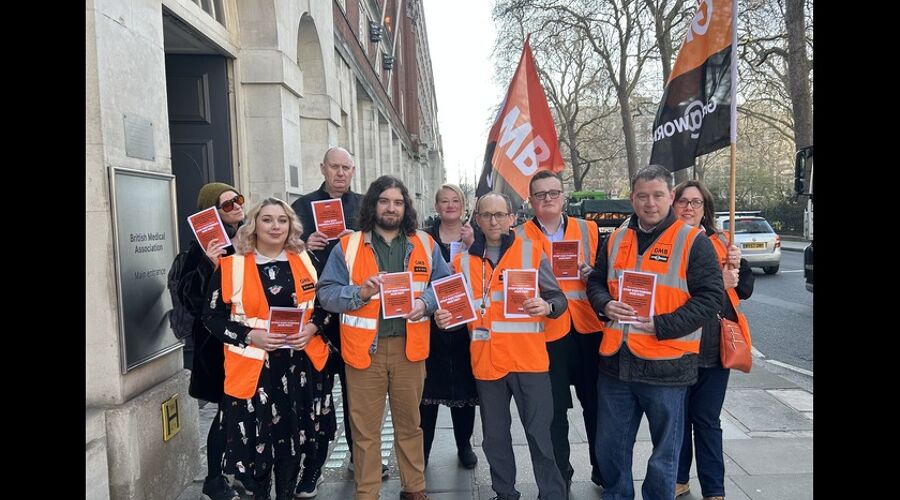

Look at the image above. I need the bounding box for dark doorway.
[165,54,234,250]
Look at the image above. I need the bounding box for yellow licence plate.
[743,242,765,249]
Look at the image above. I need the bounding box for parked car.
[714,212,782,274]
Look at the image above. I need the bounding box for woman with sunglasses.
[202,198,336,500]
[176,182,247,500]
[672,180,754,500]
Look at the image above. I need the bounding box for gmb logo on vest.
[413,259,428,274]
[649,243,671,263]
[300,277,316,291]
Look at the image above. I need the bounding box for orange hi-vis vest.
[219,251,329,399]
[711,232,752,347]
[338,230,434,370]
[602,220,703,359]
[516,217,605,336]
[453,237,548,381]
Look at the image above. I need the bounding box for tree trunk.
[618,89,639,179]
[785,0,813,180]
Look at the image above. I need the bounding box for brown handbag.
[719,316,752,373]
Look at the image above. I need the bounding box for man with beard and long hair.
[317,176,451,500]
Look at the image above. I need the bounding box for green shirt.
[371,231,407,338]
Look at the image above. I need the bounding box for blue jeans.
[677,366,730,497]
[595,372,687,500]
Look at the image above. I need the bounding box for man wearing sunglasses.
[176,181,248,500]
[515,170,606,493]
[290,147,384,496]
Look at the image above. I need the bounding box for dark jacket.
[291,182,363,274]
[697,232,754,367]
[586,209,723,386]
[178,224,239,402]
[421,221,478,403]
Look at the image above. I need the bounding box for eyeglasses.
[218,194,245,213]
[531,190,563,201]
[476,212,510,222]
[675,198,704,209]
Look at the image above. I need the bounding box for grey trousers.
[476,372,567,500]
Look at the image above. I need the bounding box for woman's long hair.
[358,175,418,235]
[673,180,717,235]
[234,198,306,255]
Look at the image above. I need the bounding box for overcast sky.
[422,0,504,186]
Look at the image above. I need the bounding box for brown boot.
[675,483,690,497]
[399,491,430,500]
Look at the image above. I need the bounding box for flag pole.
[728,0,738,250]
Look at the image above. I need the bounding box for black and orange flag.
[476,37,564,207]
[650,0,737,172]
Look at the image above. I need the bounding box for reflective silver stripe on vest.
[521,239,533,267]
[460,252,472,283]
[341,314,377,330]
[573,218,591,264]
[227,344,266,360]
[491,291,505,302]
[297,300,315,310]
[565,290,588,301]
[606,228,629,281]
[514,226,526,238]
[412,282,427,293]
[229,255,248,322]
[344,232,364,285]
[245,317,269,329]
[415,230,434,270]
[299,251,318,281]
[654,224,697,292]
[626,327,703,352]
[491,321,544,333]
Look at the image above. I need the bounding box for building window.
[192,0,226,27]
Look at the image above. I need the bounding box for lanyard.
[480,250,495,315]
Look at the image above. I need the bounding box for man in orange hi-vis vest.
[514,170,605,490]
[435,192,568,500]
[586,165,723,500]
[317,176,451,500]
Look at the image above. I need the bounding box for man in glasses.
[434,192,568,500]
[289,147,380,497]
[515,170,606,492]
[586,165,723,500]
[176,181,247,500]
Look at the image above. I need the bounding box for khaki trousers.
[345,336,426,499]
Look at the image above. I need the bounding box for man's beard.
[376,212,402,230]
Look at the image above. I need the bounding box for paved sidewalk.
[178,355,812,500]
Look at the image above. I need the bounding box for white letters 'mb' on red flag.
[476,38,564,204]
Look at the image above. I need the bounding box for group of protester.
[177,146,751,500]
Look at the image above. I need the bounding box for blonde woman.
[420,184,478,469]
[202,198,336,500]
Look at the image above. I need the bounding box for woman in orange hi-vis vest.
[202,198,336,500]
[434,192,568,500]
[673,181,754,500]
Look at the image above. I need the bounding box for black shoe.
[202,475,239,500]
[233,472,261,495]
[457,447,477,469]
[294,467,323,498]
